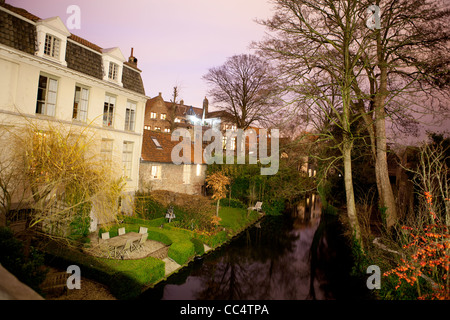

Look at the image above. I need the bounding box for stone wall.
[140,161,207,196]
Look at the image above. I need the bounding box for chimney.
[128,47,138,68]
[203,97,209,114]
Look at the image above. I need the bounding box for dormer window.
[108,62,119,81]
[35,17,70,66]
[102,47,125,86]
[44,34,61,58]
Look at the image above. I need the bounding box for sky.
[6,0,449,143]
[8,0,275,110]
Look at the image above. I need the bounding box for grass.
[219,207,261,232]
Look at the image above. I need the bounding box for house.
[0,2,148,228]
[140,130,207,195]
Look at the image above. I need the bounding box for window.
[144,126,151,130]
[72,86,89,122]
[164,128,171,133]
[160,113,167,120]
[36,75,57,117]
[122,141,134,179]
[151,137,162,149]
[150,112,157,119]
[108,62,119,81]
[183,165,191,184]
[103,95,116,127]
[44,34,61,58]
[125,101,136,131]
[151,165,162,180]
[100,139,113,163]
[154,127,161,131]
[174,118,181,123]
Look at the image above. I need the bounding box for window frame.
[125,101,137,131]
[183,164,191,185]
[122,141,134,180]
[36,74,58,117]
[150,165,162,180]
[108,62,119,81]
[72,85,89,122]
[103,94,116,127]
[44,33,61,59]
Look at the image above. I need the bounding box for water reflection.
[140,195,361,300]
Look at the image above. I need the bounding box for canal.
[139,196,370,300]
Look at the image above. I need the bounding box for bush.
[147,230,172,246]
[134,192,167,220]
[222,198,246,209]
[0,227,47,294]
[262,199,285,216]
[190,237,205,255]
[168,241,195,265]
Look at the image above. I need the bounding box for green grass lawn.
[219,207,261,232]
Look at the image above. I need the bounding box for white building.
[0,2,148,229]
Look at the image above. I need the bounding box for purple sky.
[8,0,274,110]
[6,0,449,143]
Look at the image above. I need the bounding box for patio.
[84,237,168,260]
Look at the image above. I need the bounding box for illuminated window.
[160,113,167,120]
[151,165,161,180]
[150,112,157,119]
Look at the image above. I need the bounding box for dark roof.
[0,2,145,95]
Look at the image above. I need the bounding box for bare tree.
[167,86,181,132]
[257,0,450,233]
[203,54,278,130]
[256,0,375,242]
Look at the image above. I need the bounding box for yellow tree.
[7,118,125,242]
[206,171,230,217]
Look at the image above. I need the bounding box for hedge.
[190,237,205,255]
[168,241,195,265]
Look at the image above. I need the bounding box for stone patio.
[84,239,168,260]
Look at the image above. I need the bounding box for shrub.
[262,199,285,216]
[134,192,167,220]
[190,237,205,255]
[168,241,195,265]
[0,227,47,294]
[147,230,172,246]
[223,198,246,209]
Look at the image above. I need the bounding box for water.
[140,195,369,300]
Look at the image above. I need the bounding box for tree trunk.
[216,198,220,217]
[374,65,398,229]
[343,139,362,243]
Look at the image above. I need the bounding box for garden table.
[104,232,142,258]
